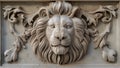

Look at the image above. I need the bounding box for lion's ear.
[38,7,50,18]
[27,7,49,26]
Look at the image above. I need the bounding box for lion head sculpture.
[29,1,90,64]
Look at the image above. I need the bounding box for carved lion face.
[46,15,74,55]
[29,14,90,64]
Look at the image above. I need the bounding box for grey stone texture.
[0,0,120,68]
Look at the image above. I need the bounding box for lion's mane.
[29,1,90,64]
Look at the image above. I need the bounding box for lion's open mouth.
[51,44,69,48]
[51,44,69,55]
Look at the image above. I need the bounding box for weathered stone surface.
[0,0,120,68]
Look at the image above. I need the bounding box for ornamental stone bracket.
[2,1,119,65]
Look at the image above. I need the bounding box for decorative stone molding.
[3,1,117,64]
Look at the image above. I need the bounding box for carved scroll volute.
[92,6,117,48]
[80,5,117,62]
[3,1,118,64]
[93,6,117,63]
[3,6,29,62]
[3,6,26,35]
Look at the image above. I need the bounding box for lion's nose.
[55,36,66,41]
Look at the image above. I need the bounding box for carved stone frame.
[0,0,120,67]
[0,2,1,66]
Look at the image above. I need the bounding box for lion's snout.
[50,28,71,46]
[50,32,71,55]
[55,34,67,41]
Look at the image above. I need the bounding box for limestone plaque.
[0,0,120,68]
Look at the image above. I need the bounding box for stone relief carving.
[3,1,118,64]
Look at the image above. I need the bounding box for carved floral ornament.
[3,1,118,64]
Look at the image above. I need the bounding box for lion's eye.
[50,24,55,28]
[64,24,72,29]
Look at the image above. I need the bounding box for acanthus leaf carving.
[3,6,30,62]
[3,1,118,64]
[80,5,117,62]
